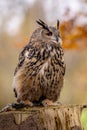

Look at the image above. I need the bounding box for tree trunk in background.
[0,105,84,130]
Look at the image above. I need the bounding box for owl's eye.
[42,30,52,37]
[45,31,52,36]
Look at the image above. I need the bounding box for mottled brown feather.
[12,20,66,105]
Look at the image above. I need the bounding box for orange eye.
[46,32,52,36]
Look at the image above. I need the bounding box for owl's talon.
[41,99,59,106]
[12,100,33,108]
[22,100,34,107]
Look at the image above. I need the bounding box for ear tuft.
[36,19,50,32]
[57,20,60,29]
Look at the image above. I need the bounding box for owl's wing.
[14,44,29,75]
[14,41,48,76]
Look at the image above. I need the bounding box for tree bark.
[0,105,85,130]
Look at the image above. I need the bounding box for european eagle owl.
[12,19,66,107]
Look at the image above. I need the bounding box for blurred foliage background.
[0,0,87,108]
[0,0,87,129]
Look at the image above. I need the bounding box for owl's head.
[30,19,62,45]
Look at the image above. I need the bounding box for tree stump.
[0,105,85,130]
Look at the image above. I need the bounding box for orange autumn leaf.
[62,42,79,50]
[60,19,87,50]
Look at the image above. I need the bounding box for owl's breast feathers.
[13,40,65,102]
[14,40,65,77]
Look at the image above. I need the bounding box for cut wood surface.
[0,105,86,130]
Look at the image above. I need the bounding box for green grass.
[81,108,87,130]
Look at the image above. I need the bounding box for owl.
[12,19,66,107]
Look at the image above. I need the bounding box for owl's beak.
[52,36,59,43]
[52,36,58,43]
[55,36,62,45]
[52,36,62,45]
